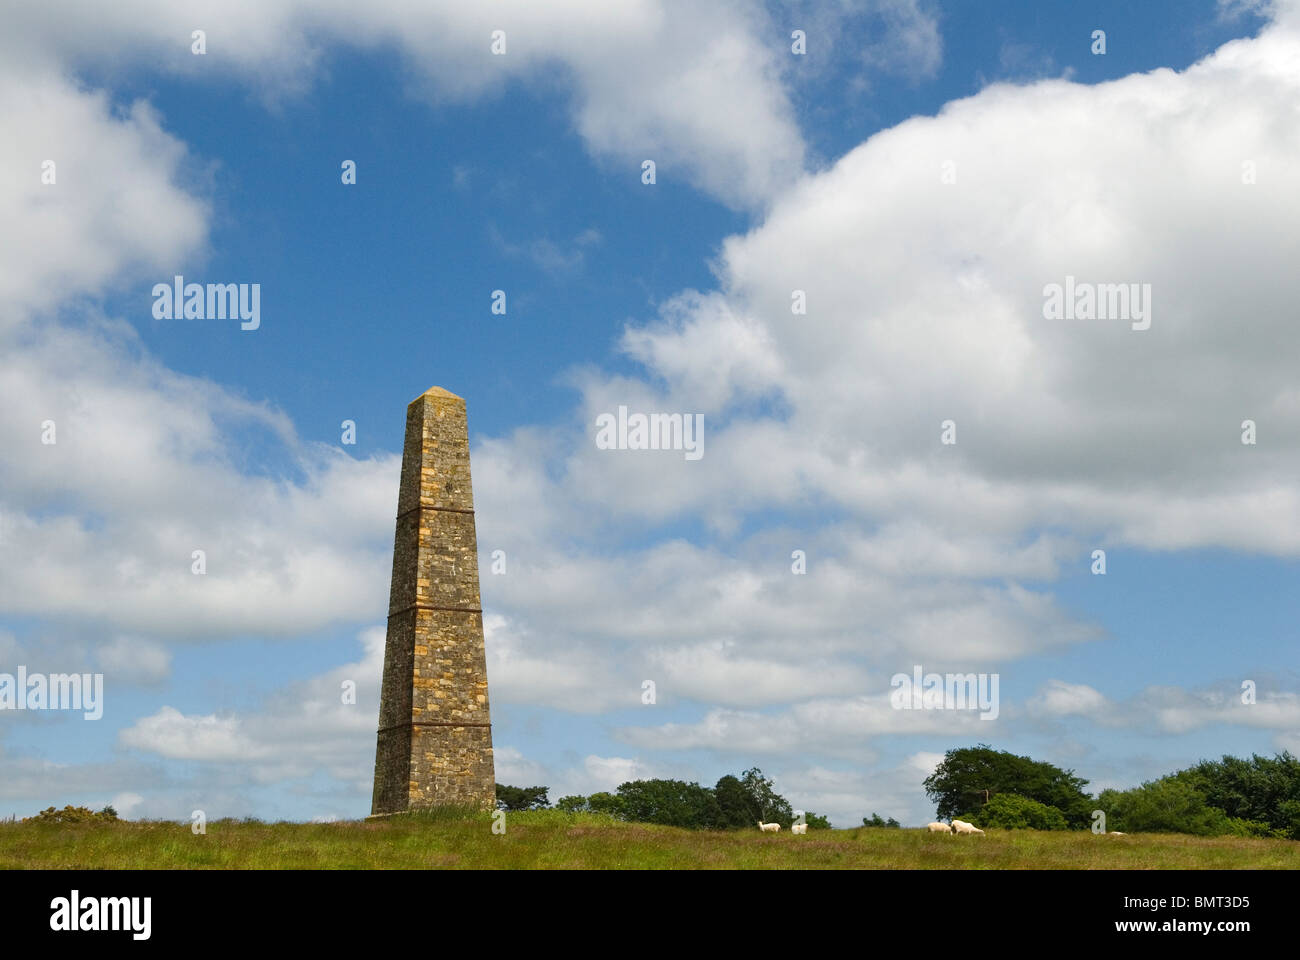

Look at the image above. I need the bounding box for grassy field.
[3,810,1298,869]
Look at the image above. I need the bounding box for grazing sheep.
[926,821,953,833]
[757,821,780,833]
[791,822,808,835]
[951,819,985,835]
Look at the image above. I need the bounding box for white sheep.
[1108,831,1127,835]
[951,819,985,835]
[791,822,807,835]
[926,821,953,833]
[757,821,780,833]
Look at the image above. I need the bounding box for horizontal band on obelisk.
[376,720,493,735]
[387,603,483,619]
[395,503,476,523]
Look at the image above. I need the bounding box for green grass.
[3,810,1298,869]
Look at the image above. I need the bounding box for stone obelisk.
[370,386,495,814]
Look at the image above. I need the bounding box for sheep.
[951,819,985,835]
[1108,831,1127,836]
[926,821,953,834]
[790,822,807,835]
[757,821,780,833]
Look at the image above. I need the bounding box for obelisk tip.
[413,385,464,403]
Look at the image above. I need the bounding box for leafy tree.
[494,784,550,812]
[969,793,1068,830]
[1277,800,1300,840]
[923,745,1092,827]
[1097,778,1233,836]
[803,811,833,830]
[714,775,762,829]
[554,795,587,813]
[1092,753,1300,838]
[1171,752,1300,839]
[615,779,722,829]
[862,812,901,828]
[585,792,625,817]
[739,767,794,826]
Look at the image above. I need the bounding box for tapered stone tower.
[370,386,495,814]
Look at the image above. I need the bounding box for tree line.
[500,746,1300,837]
[924,744,1300,837]
[496,767,832,830]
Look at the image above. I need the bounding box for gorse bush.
[23,805,119,824]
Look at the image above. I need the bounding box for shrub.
[971,793,1068,830]
[1222,817,1285,839]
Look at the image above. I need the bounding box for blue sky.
[2,0,1298,826]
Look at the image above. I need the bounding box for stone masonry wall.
[371,387,495,814]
